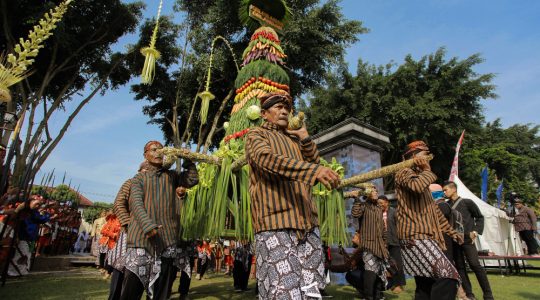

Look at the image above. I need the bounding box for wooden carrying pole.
[159,147,433,189]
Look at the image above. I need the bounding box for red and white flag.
[449,130,465,181]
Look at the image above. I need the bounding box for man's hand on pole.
[317,167,340,190]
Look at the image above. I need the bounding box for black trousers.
[119,270,145,300]
[414,276,458,300]
[363,270,383,300]
[442,235,454,262]
[119,257,175,300]
[198,259,208,277]
[345,268,364,297]
[519,230,539,255]
[454,242,493,299]
[167,268,192,298]
[388,245,406,288]
[99,253,106,268]
[233,258,252,290]
[153,257,176,300]
[108,269,124,300]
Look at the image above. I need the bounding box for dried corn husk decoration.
[338,155,434,188]
[140,0,163,85]
[288,111,305,130]
[158,147,221,165]
[0,0,73,102]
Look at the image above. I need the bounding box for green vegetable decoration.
[140,0,163,85]
[160,0,350,246]
[226,26,290,135]
[314,158,349,246]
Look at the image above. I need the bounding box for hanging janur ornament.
[140,0,163,85]
[198,36,238,124]
[0,0,73,102]
[197,90,215,124]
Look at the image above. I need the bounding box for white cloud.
[70,103,141,135]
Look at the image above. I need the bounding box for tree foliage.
[129,0,367,150]
[306,47,539,206]
[82,201,112,223]
[306,48,496,182]
[48,184,78,203]
[460,120,540,207]
[0,0,144,184]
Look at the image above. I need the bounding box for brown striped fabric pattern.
[127,166,198,253]
[113,178,132,227]
[394,168,457,250]
[351,200,389,259]
[245,121,322,233]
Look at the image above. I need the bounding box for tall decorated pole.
[150,0,428,246]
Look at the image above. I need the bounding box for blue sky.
[35,0,540,203]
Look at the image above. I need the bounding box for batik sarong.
[7,241,30,276]
[124,247,161,298]
[255,227,325,300]
[174,246,192,277]
[108,231,127,271]
[362,250,389,287]
[400,239,460,281]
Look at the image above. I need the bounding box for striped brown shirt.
[245,121,322,233]
[352,200,389,259]
[395,168,457,250]
[127,166,198,253]
[513,206,537,232]
[113,178,132,227]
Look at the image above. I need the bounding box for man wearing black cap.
[245,92,340,299]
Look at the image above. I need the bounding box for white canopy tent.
[454,176,523,256]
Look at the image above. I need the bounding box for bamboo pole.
[231,155,247,171]
[159,147,221,165]
[159,146,432,189]
[337,155,434,189]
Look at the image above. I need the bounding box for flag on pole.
[480,165,489,201]
[496,180,504,208]
[449,130,466,181]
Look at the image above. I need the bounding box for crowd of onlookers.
[0,190,83,276]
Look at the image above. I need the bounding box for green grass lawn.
[1,263,539,300]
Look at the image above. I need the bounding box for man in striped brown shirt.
[109,162,148,300]
[245,92,340,300]
[395,141,463,300]
[119,141,198,300]
[350,184,389,300]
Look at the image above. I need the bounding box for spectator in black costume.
[443,181,494,300]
